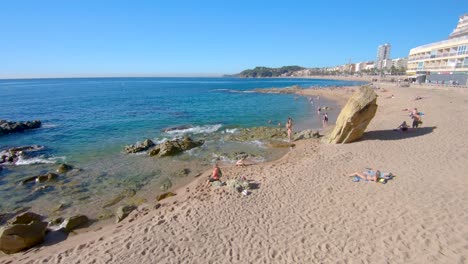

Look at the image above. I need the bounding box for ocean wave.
[224,128,239,134]
[15,155,65,166]
[165,124,222,136]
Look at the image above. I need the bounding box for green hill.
[235,66,305,78]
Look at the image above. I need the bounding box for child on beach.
[395,121,409,132]
[206,163,222,187]
[236,156,247,167]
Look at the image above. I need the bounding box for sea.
[0,77,364,220]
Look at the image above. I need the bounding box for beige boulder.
[0,221,47,254]
[324,86,378,144]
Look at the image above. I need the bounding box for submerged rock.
[324,86,378,144]
[56,164,73,174]
[149,137,204,157]
[224,127,287,141]
[0,221,47,254]
[115,205,137,223]
[60,215,89,232]
[293,129,321,141]
[36,173,58,183]
[0,120,41,136]
[156,192,176,201]
[159,178,173,191]
[102,189,136,208]
[20,173,59,185]
[124,139,155,153]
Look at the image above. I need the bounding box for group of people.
[396,108,423,132]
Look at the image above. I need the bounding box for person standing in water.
[322,113,329,128]
[286,117,293,141]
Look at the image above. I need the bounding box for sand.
[2,83,468,264]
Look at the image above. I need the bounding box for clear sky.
[0,0,467,78]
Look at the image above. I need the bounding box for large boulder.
[0,221,47,254]
[9,212,42,225]
[149,137,204,157]
[324,86,378,144]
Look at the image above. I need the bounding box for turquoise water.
[0,77,363,218]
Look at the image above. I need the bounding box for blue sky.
[0,0,466,78]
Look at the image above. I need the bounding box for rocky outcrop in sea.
[0,120,41,136]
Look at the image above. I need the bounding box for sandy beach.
[2,82,468,264]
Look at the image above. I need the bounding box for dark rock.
[9,212,42,225]
[60,215,89,232]
[156,192,176,201]
[154,203,162,209]
[149,137,204,157]
[48,217,64,226]
[0,120,41,136]
[56,164,73,174]
[36,173,58,183]
[124,139,155,153]
[0,221,47,254]
[115,205,137,223]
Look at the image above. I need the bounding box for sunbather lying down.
[348,168,393,183]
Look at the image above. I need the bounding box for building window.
[458,45,467,55]
[417,62,424,70]
[464,58,468,67]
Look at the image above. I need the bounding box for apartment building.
[407,14,468,85]
[376,44,391,70]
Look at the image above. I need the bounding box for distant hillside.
[234,66,306,78]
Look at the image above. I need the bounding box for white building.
[392,58,408,69]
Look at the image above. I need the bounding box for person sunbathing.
[348,169,381,182]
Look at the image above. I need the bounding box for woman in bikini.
[286,117,293,141]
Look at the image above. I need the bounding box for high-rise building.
[376,44,391,70]
[377,44,391,61]
[407,14,468,85]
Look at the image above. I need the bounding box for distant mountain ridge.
[231,66,306,78]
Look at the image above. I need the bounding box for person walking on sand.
[322,113,329,128]
[286,117,293,141]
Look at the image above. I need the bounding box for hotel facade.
[407,14,468,85]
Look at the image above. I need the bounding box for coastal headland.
[1,81,467,263]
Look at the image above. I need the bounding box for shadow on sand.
[360,126,437,141]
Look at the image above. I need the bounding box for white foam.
[165,124,222,136]
[15,155,65,166]
[41,123,58,129]
[224,128,239,134]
